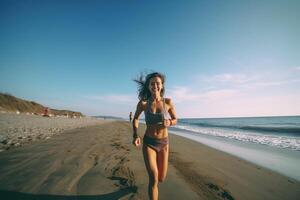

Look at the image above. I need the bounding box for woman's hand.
[163,119,172,127]
[133,137,141,147]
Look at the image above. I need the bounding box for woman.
[132,72,177,200]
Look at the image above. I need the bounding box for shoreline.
[168,133,300,200]
[0,120,299,199]
[169,129,300,182]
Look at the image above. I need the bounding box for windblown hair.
[134,72,166,101]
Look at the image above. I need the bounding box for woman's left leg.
[157,144,169,182]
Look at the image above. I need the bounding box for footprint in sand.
[206,183,235,200]
[94,155,99,166]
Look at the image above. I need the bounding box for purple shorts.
[143,135,169,152]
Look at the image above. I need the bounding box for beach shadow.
[0,186,137,200]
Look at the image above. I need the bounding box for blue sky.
[1,0,300,118]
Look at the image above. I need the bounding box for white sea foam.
[173,125,300,151]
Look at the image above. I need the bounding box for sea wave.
[180,122,300,135]
[173,125,300,151]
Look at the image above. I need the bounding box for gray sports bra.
[145,98,169,125]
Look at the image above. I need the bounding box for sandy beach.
[0,117,300,200]
[0,113,109,152]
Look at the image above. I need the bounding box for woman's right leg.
[143,145,158,200]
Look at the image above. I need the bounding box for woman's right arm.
[132,100,144,139]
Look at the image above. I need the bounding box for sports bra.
[145,98,169,125]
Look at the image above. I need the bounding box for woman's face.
[148,76,163,96]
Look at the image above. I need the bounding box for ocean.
[171,116,300,151]
[168,116,300,181]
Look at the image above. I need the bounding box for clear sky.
[1,0,300,118]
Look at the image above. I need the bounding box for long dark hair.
[134,72,166,101]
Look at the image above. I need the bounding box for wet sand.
[0,121,299,200]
